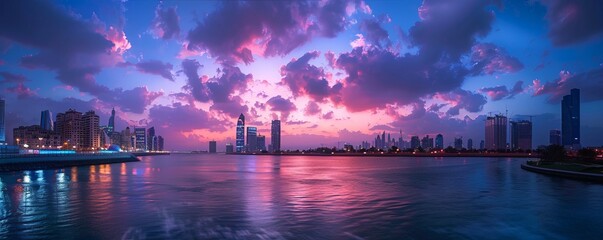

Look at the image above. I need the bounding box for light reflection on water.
[0,155,602,239]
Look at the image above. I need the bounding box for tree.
[578,148,597,161]
[541,145,566,162]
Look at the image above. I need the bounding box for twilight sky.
[1,0,602,151]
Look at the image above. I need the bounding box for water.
[0,155,602,239]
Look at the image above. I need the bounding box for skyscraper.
[549,130,561,145]
[108,107,115,133]
[225,143,234,153]
[410,136,420,149]
[209,141,217,153]
[467,138,473,150]
[0,99,4,144]
[435,134,444,149]
[147,127,155,151]
[157,135,164,151]
[271,120,281,152]
[236,114,245,153]
[257,135,266,151]
[55,109,83,148]
[40,110,54,131]
[510,120,532,151]
[81,111,100,149]
[562,88,580,149]
[246,126,257,152]
[454,137,463,150]
[485,115,507,151]
[134,127,146,151]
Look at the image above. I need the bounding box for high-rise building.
[271,120,281,152]
[454,137,463,150]
[410,136,420,149]
[40,110,54,131]
[55,109,83,148]
[257,135,266,151]
[562,88,580,149]
[13,125,62,148]
[480,140,485,150]
[421,135,433,149]
[485,114,507,151]
[246,126,257,152]
[120,127,132,150]
[209,140,217,153]
[134,127,146,151]
[157,135,164,151]
[467,138,473,150]
[108,107,116,133]
[0,99,4,144]
[81,111,100,149]
[147,127,156,151]
[226,143,234,153]
[435,134,443,149]
[511,120,532,151]
[236,114,245,153]
[549,130,561,145]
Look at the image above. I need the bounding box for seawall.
[0,153,139,172]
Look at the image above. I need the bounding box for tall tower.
[81,111,100,149]
[147,127,156,151]
[236,113,245,153]
[246,127,257,152]
[485,114,507,151]
[108,107,116,133]
[562,88,580,149]
[40,110,54,131]
[271,120,281,152]
[510,120,532,151]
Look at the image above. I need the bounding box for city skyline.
[1,0,603,150]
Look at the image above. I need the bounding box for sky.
[1,0,602,151]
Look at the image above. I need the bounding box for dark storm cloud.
[470,43,523,75]
[409,0,495,61]
[151,4,180,40]
[186,0,365,64]
[267,95,297,120]
[533,67,603,103]
[480,81,523,101]
[0,0,159,114]
[280,51,341,102]
[540,0,603,46]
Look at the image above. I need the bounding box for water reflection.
[0,155,601,239]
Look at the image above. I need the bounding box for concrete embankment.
[521,162,603,183]
[0,153,139,172]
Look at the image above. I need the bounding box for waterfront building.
[209,141,217,153]
[226,143,234,153]
[0,99,4,144]
[435,134,443,149]
[55,109,83,148]
[108,107,115,133]
[454,137,463,151]
[485,114,507,151]
[147,127,156,151]
[13,125,62,148]
[246,126,257,152]
[421,135,433,149]
[467,138,473,150]
[236,114,245,153]
[375,135,381,149]
[134,127,146,151]
[81,111,100,149]
[40,110,54,131]
[480,140,485,150]
[511,120,532,151]
[410,136,420,149]
[549,130,561,145]
[257,135,266,151]
[120,127,132,150]
[562,88,580,149]
[271,120,281,152]
[157,135,164,151]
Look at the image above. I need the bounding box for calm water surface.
[1,155,602,239]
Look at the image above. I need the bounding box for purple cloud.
[359,18,390,48]
[186,0,365,64]
[480,81,524,101]
[304,102,321,115]
[209,96,249,118]
[540,0,603,46]
[0,71,26,83]
[280,51,341,102]
[122,60,174,81]
[151,4,180,40]
[266,95,297,120]
[533,67,603,102]
[435,89,487,116]
[470,43,523,75]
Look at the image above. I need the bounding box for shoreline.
[0,153,139,172]
[227,152,538,158]
[521,162,603,183]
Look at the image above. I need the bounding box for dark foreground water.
[1,155,603,239]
